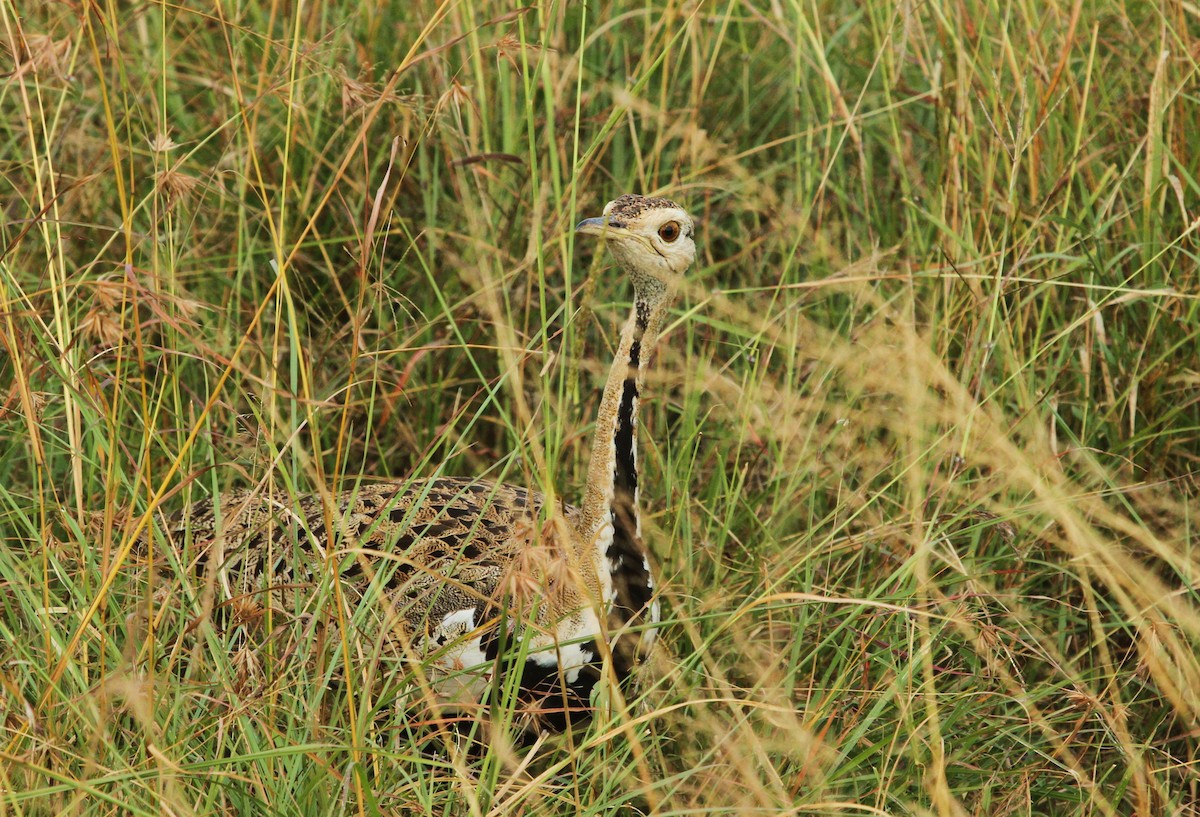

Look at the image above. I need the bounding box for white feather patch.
[524,607,603,685]
[427,608,492,702]
[429,608,489,672]
[644,599,661,649]
[557,607,601,684]
[593,514,616,606]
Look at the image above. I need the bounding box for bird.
[156,194,697,729]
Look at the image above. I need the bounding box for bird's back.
[159,477,609,717]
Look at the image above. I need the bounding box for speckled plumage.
[162,476,609,720]
[175,477,556,626]
[162,194,696,728]
[604,194,689,231]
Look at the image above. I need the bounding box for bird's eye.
[658,221,681,242]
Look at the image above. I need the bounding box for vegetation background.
[1,0,1198,814]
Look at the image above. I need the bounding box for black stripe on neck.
[613,340,640,497]
[606,335,653,676]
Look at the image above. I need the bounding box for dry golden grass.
[1,1,1198,814]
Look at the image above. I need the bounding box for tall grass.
[1,1,1198,814]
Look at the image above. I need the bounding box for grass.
[1,0,1198,814]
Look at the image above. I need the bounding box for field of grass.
[2,0,1199,814]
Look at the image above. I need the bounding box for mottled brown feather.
[162,477,585,642]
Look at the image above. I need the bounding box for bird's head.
[575,194,695,304]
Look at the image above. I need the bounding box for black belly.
[478,614,604,730]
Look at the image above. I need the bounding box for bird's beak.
[575,216,626,237]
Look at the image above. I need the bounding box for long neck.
[579,295,666,559]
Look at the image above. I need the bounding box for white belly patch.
[426,603,605,693]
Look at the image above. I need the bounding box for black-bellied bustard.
[160,194,696,728]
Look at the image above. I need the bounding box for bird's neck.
[578,293,666,593]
